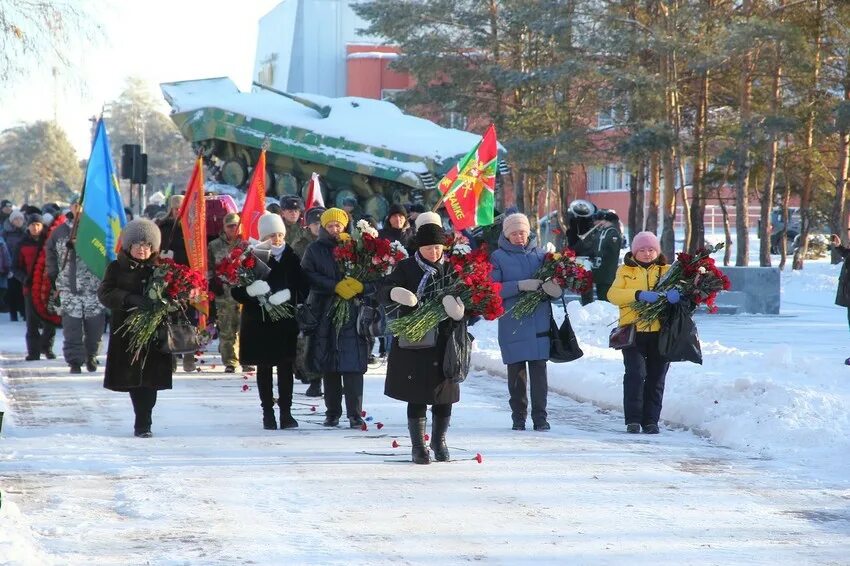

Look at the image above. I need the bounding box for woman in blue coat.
[490,213,562,431]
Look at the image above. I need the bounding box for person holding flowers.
[607,231,678,435]
[98,219,173,438]
[300,208,371,428]
[490,213,563,432]
[379,222,465,464]
[231,213,309,430]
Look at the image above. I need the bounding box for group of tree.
[0,78,194,208]
[354,0,850,268]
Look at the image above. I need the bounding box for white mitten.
[545,242,556,253]
[390,287,418,307]
[246,280,271,297]
[159,250,174,260]
[268,289,291,305]
[517,279,543,292]
[442,295,465,321]
[541,279,562,298]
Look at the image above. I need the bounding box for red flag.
[305,172,325,210]
[176,157,209,328]
[437,124,498,230]
[240,150,267,241]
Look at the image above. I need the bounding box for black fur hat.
[414,223,447,247]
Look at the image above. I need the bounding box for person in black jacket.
[98,219,173,438]
[232,213,309,429]
[300,208,372,428]
[830,233,850,364]
[378,223,466,464]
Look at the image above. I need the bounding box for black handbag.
[158,319,201,355]
[296,301,321,336]
[356,302,385,339]
[398,328,437,349]
[608,324,636,350]
[549,307,583,363]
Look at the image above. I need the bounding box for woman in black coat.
[232,213,309,430]
[300,208,374,428]
[98,218,173,438]
[378,223,466,464]
[831,233,850,364]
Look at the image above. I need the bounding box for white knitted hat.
[258,213,286,240]
[414,211,442,230]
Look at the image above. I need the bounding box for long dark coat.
[490,233,550,365]
[98,252,173,392]
[378,254,460,405]
[835,245,850,307]
[300,230,372,374]
[231,244,309,365]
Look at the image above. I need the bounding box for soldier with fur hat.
[98,218,172,438]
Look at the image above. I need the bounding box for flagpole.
[68,114,103,250]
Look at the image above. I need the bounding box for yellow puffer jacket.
[606,253,670,332]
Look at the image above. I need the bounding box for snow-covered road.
[2,322,848,565]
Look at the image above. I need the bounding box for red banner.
[240,150,267,240]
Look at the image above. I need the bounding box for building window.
[447,111,468,130]
[587,164,629,193]
[381,89,405,101]
[257,53,277,87]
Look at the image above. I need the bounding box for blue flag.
[76,119,127,279]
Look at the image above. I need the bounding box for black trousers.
[7,278,25,321]
[257,360,294,411]
[507,360,548,425]
[323,372,363,419]
[407,403,452,419]
[24,296,55,357]
[622,332,670,426]
[129,387,158,433]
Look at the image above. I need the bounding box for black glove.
[65,239,76,250]
[124,294,148,309]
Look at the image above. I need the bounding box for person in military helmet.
[208,212,253,373]
[587,210,623,302]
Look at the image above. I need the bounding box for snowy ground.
[1,258,849,565]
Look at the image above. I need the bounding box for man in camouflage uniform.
[45,202,105,374]
[208,213,250,373]
[579,210,623,304]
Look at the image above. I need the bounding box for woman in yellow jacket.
[607,231,681,434]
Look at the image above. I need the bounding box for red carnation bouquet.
[632,242,731,325]
[330,220,409,330]
[510,247,593,320]
[214,243,293,321]
[388,242,504,342]
[120,258,209,363]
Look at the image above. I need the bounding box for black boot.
[305,381,322,397]
[430,416,450,462]
[407,417,430,465]
[257,370,276,430]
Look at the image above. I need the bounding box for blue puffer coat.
[490,233,551,364]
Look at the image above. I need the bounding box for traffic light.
[120,144,148,184]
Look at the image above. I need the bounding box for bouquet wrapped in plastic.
[632,242,731,325]
[388,241,504,342]
[214,243,293,322]
[510,247,593,320]
[120,258,209,363]
[330,219,408,330]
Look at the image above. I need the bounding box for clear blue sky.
[0,0,281,157]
